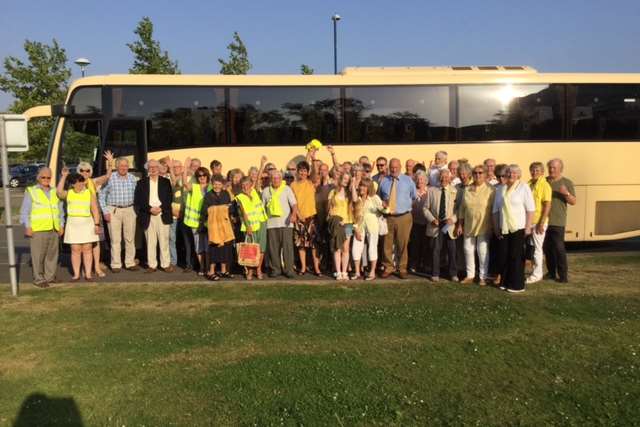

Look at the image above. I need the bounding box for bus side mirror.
[51,104,76,117]
[0,114,29,152]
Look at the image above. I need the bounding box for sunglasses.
[79,169,90,173]
[39,176,52,180]
[376,164,386,167]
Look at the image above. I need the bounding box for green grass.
[1,252,640,426]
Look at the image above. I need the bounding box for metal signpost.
[0,114,29,296]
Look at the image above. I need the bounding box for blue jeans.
[169,218,178,266]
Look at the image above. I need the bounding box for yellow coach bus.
[30,65,640,242]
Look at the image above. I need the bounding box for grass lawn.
[1,252,639,426]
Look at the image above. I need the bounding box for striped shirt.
[98,173,138,213]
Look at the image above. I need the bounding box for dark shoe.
[268,272,281,278]
[126,265,141,271]
[381,270,394,279]
[398,272,409,280]
[183,267,193,273]
[145,268,157,274]
[206,273,220,281]
[544,273,556,281]
[33,281,48,288]
[556,278,569,284]
[163,265,175,273]
[85,277,94,282]
[111,268,121,273]
[283,272,295,279]
[47,278,58,284]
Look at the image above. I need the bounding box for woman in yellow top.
[290,161,321,276]
[57,169,102,281]
[327,171,356,280]
[75,150,114,277]
[456,164,496,285]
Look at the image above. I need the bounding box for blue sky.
[1,0,639,111]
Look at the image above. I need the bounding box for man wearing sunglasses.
[20,167,66,287]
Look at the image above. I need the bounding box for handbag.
[378,216,388,236]
[237,234,261,267]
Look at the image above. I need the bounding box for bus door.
[103,118,147,177]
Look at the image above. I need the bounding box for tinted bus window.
[569,84,640,140]
[111,86,226,153]
[459,84,564,141]
[344,86,452,143]
[70,87,102,115]
[228,87,340,145]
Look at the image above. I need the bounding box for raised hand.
[61,166,69,177]
[327,145,335,155]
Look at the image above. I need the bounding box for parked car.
[6,165,41,188]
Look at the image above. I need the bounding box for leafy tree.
[0,39,71,161]
[127,17,180,74]
[218,32,251,75]
[300,64,314,75]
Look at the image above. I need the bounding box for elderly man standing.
[423,169,458,282]
[20,167,65,287]
[134,159,174,273]
[99,157,139,272]
[262,169,299,278]
[379,158,416,279]
[526,162,552,284]
[544,158,576,283]
[405,159,416,178]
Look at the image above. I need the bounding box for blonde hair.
[77,161,93,176]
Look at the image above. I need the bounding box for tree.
[0,39,71,161]
[218,32,251,75]
[300,64,314,75]
[127,17,180,74]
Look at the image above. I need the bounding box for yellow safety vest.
[27,186,61,232]
[66,189,92,217]
[266,183,286,217]
[236,190,267,232]
[183,185,209,229]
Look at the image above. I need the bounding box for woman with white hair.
[492,164,535,293]
[76,150,114,277]
[409,170,429,273]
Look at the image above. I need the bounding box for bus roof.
[67,66,640,96]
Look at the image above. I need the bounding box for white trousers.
[529,225,547,281]
[352,231,379,262]
[463,234,490,280]
[146,214,171,269]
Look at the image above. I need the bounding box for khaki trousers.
[383,213,413,273]
[107,206,137,269]
[146,215,171,269]
[30,231,59,283]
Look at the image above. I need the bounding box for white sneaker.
[525,276,541,284]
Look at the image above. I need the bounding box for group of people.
[21,146,576,293]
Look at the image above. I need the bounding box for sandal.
[71,276,81,282]
[220,272,233,279]
[206,273,220,281]
[365,274,376,281]
[256,272,263,280]
[96,271,106,278]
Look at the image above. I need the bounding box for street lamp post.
[332,14,341,74]
[74,57,91,78]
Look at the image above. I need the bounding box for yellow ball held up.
[305,139,323,151]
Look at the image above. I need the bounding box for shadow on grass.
[13,393,83,427]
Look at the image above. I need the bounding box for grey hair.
[77,161,93,176]
[145,159,159,171]
[437,168,451,181]
[547,158,564,171]
[506,164,522,177]
[457,161,473,175]
[436,150,448,158]
[414,170,427,182]
[115,157,129,167]
[37,167,51,177]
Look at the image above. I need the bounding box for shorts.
[344,223,354,237]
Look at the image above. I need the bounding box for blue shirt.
[98,173,138,213]
[19,184,66,228]
[378,174,417,215]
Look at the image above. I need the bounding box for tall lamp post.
[74,57,91,77]
[332,14,341,74]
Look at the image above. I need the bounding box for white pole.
[0,116,19,296]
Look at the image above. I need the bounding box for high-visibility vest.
[236,189,267,232]
[183,185,209,229]
[66,189,92,217]
[27,186,61,232]
[266,183,286,217]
